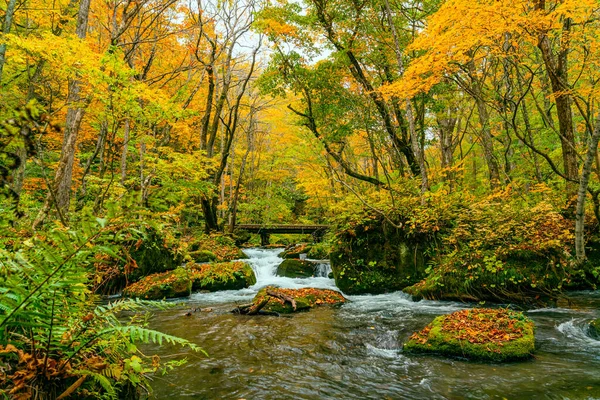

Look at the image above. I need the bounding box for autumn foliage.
[405,308,535,361]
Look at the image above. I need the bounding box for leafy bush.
[405,196,598,304]
[0,214,201,399]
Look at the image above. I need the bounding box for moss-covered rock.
[244,286,347,314]
[128,226,184,281]
[122,268,191,300]
[186,234,248,262]
[188,261,256,291]
[189,250,217,263]
[307,242,331,259]
[281,243,312,259]
[276,259,317,278]
[330,218,428,295]
[404,308,535,362]
[588,318,600,339]
[403,200,599,305]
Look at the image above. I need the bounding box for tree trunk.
[0,0,18,84]
[575,112,600,262]
[34,0,91,229]
[121,118,130,185]
[201,197,219,233]
[437,109,458,186]
[229,140,251,233]
[536,0,578,207]
[200,64,215,150]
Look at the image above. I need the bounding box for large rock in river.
[236,286,347,314]
[188,261,256,291]
[276,259,318,278]
[280,243,312,259]
[330,217,428,294]
[403,308,535,362]
[123,267,191,300]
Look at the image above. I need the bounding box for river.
[145,248,600,399]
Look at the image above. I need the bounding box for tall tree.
[33,0,92,228]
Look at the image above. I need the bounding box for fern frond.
[106,325,205,355]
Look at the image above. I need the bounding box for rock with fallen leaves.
[122,267,192,300]
[188,261,256,291]
[403,308,535,362]
[281,243,312,259]
[235,286,347,315]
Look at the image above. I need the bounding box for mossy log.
[234,286,347,315]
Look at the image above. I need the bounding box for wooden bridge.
[236,224,330,246]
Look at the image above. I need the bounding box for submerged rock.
[276,259,318,278]
[188,261,256,291]
[235,286,347,315]
[403,308,535,362]
[123,267,191,300]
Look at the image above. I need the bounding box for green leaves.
[0,209,202,397]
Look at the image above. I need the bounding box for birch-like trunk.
[0,0,18,84]
[575,113,600,262]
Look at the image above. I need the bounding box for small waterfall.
[314,262,332,278]
[242,248,337,290]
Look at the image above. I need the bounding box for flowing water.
[145,248,600,399]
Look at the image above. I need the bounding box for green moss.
[281,243,312,259]
[404,200,599,305]
[250,286,347,314]
[307,242,331,259]
[404,308,535,362]
[330,219,428,295]
[128,226,183,281]
[122,268,191,300]
[186,234,248,262]
[188,261,256,291]
[189,250,217,263]
[276,259,316,278]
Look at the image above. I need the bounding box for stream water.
[146,248,600,399]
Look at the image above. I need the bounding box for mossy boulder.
[276,259,317,278]
[588,318,600,339]
[404,308,535,362]
[307,242,330,260]
[281,243,312,259]
[244,286,347,314]
[188,261,256,291]
[189,250,217,263]
[122,268,191,300]
[330,218,428,295]
[403,200,599,305]
[128,226,184,281]
[186,234,248,262]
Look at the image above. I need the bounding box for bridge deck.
[236,224,329,234]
